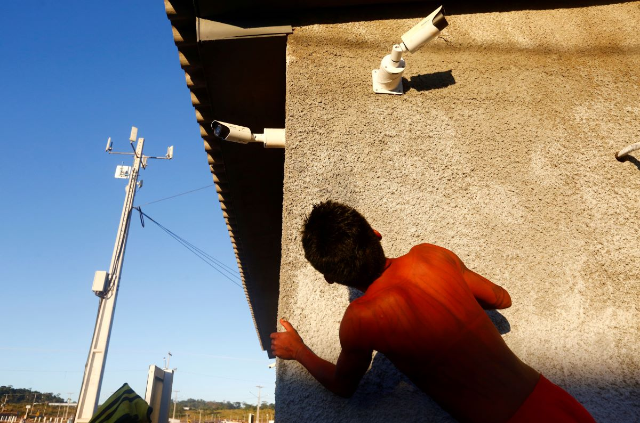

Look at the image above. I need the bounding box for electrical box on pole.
[91,271,108,294]
[75,127,173,423]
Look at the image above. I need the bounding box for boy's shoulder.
[408,243,461,264]
[410,242,453,254]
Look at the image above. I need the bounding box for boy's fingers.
[280,319,295,332]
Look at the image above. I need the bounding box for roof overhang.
[167,0,293,357]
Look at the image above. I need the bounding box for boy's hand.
[270,319,305,360]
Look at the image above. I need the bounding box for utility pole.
[63,398,71,421]
[75,127,173,423]
[32,394,37,418]
[255,386,263,423]
[64,393,74,422]
[172,391,179,420]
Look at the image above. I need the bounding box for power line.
[0,369,144,373]
[135,184,215,207]
[135,207,241,282]
[151,220,240,275]
[133,208,243,288]
[0,369,83,373]
[0,347,268,362]
[179,371,267,384]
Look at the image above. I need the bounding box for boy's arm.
[440,247,511,309]
[270,316,373,398]
[462,267,512,310]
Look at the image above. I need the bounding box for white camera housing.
[211,121,285,149]
[372,6,448,95]
[400,6,448,53]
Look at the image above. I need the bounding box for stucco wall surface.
[276,3,640,422]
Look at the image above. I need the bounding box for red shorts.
[508,375,596,422]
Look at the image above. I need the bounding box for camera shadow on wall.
[404,70,456,93]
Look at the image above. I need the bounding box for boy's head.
[301,200,386,289]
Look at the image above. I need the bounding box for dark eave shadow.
[195,0,636,28]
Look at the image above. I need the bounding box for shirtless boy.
[270,201,595,422]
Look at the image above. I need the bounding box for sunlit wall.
[276,2,640,422]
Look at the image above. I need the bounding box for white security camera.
[372,6,448,95]
[211,120,286,149]
[400,6,448,53]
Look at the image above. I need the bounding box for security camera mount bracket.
[372,45,405,95]
[372,69,404,95]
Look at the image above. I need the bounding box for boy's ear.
[373,229,382,240]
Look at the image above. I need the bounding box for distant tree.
[0,387,64,404]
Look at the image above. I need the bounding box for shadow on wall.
[349,287,365,302]
[616,154,640,171]
[280,291,637,422]
[278,360,639,422]
[486,309,511,335]
[350,352,455,422]
[404,70,456,93]
[447,0,635,15]
[342,353,638,422]
[282,0,636,27]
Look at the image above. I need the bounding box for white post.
[255,387,262,423]
[172,391,179,421]
[75,135,145,423]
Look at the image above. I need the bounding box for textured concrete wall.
[276,3,640,422]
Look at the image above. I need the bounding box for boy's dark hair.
[301,201,386,287]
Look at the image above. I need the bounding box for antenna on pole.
[129,127,138,143]
[105,127,174,162]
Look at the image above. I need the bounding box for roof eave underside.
[166,0,290,358]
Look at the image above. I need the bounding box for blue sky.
[0,0,275,408]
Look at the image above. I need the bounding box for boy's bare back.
[342,243,539,422]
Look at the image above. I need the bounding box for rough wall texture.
[276,3,640,422]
